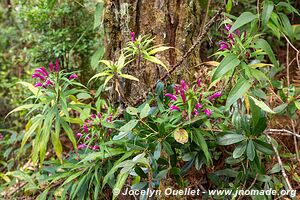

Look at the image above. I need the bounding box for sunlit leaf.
[174,128,188,144]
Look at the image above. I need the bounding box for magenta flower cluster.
[165,80,221,119]
[218,24,246,51]
[32,59,78,88]
[130,31,135,42]
[76,112,114,150]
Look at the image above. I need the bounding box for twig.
[264,133,293,191]
[133,7,224,106]
[282,33,300,71]
[291,120,300,167]
[266,128,300,139]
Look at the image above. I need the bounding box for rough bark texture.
[103,0,213,103]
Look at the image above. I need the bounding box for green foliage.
[8,66,87,165]
[1,0,300,199]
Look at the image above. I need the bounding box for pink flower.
[180,89,186,103]
[92,145,100,150]
[228,34,234,42]
[55,59,59,72]
[76,133,83,138]
[32,73,45,81]
[209,92,222,101]
[165,93,177,101]
[34,82,43,87]
[106,114,113,123]
[78,144,87,150]
[197,79,201,87]
[90,114,96,119]
[180,80,188,91]
[225,24,231,31]
[130,31,135,42]
[43,79,53,87]
[97,112,101,119]
[86,136,91,141]
[170,105,180,111]
[192,109,199,117]
[195,103,202,109]
[203,109,212,117]
[243,31,247,40]
[235,29,241,37]
[0,133,3,140]
[219,41,229,51]
[83,122,88,134]
[35,67,48,77]
[69,73,78,80]
[49,62,54,72]
[174,85,180,95]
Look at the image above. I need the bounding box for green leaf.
[119,119,138,132]
[226,0,232,13]
[153,143,161,160]
[262,1,274,28]
[102,151,135,188]
[88,72,112,84]
[212,54,240,82]
[126,107,138,115]
[143,54,168,71]
[249,96,276,114]
[226,78,251,109]
[233,141,247,159]
[230,12,257,33]
[253,140,273,155]
[80,148,125,162]
[103,74,114,87]
[192,129,211,164]
[61,119,77,150]
[112,172,129,200]
[148,46,171,55]
[246,140,256,161]
[217,133,246,146]
[21,116,43,153]
[255,39,278,67]
[94,2,104,29]
[277,2,300,16]
[119,74,139,81]
[6,104,35,118]
[17,81,38,96]
[91,47,105,69]
[77,92,92,100]
[295,101,300,110]
[163,141,174,155]
[53,114,63,161]
[140,103,151,119]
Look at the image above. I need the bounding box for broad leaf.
[217,133,246,145]
[246,140,256,161]
[230,12,257,33]
[249,96,276,114]
[212,54,240,81]
[233,141,247,159]
[226,78,251,109]
[255,39,278,67]
[262,1,274,28]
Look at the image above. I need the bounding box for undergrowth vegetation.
[0,0,300,199]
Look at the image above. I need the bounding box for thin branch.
[264,133,293,191]
[266,128,300,139]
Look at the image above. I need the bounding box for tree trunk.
[103,0,210,103]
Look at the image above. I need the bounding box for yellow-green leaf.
[174,128,188,144]
[119,74,139,81]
